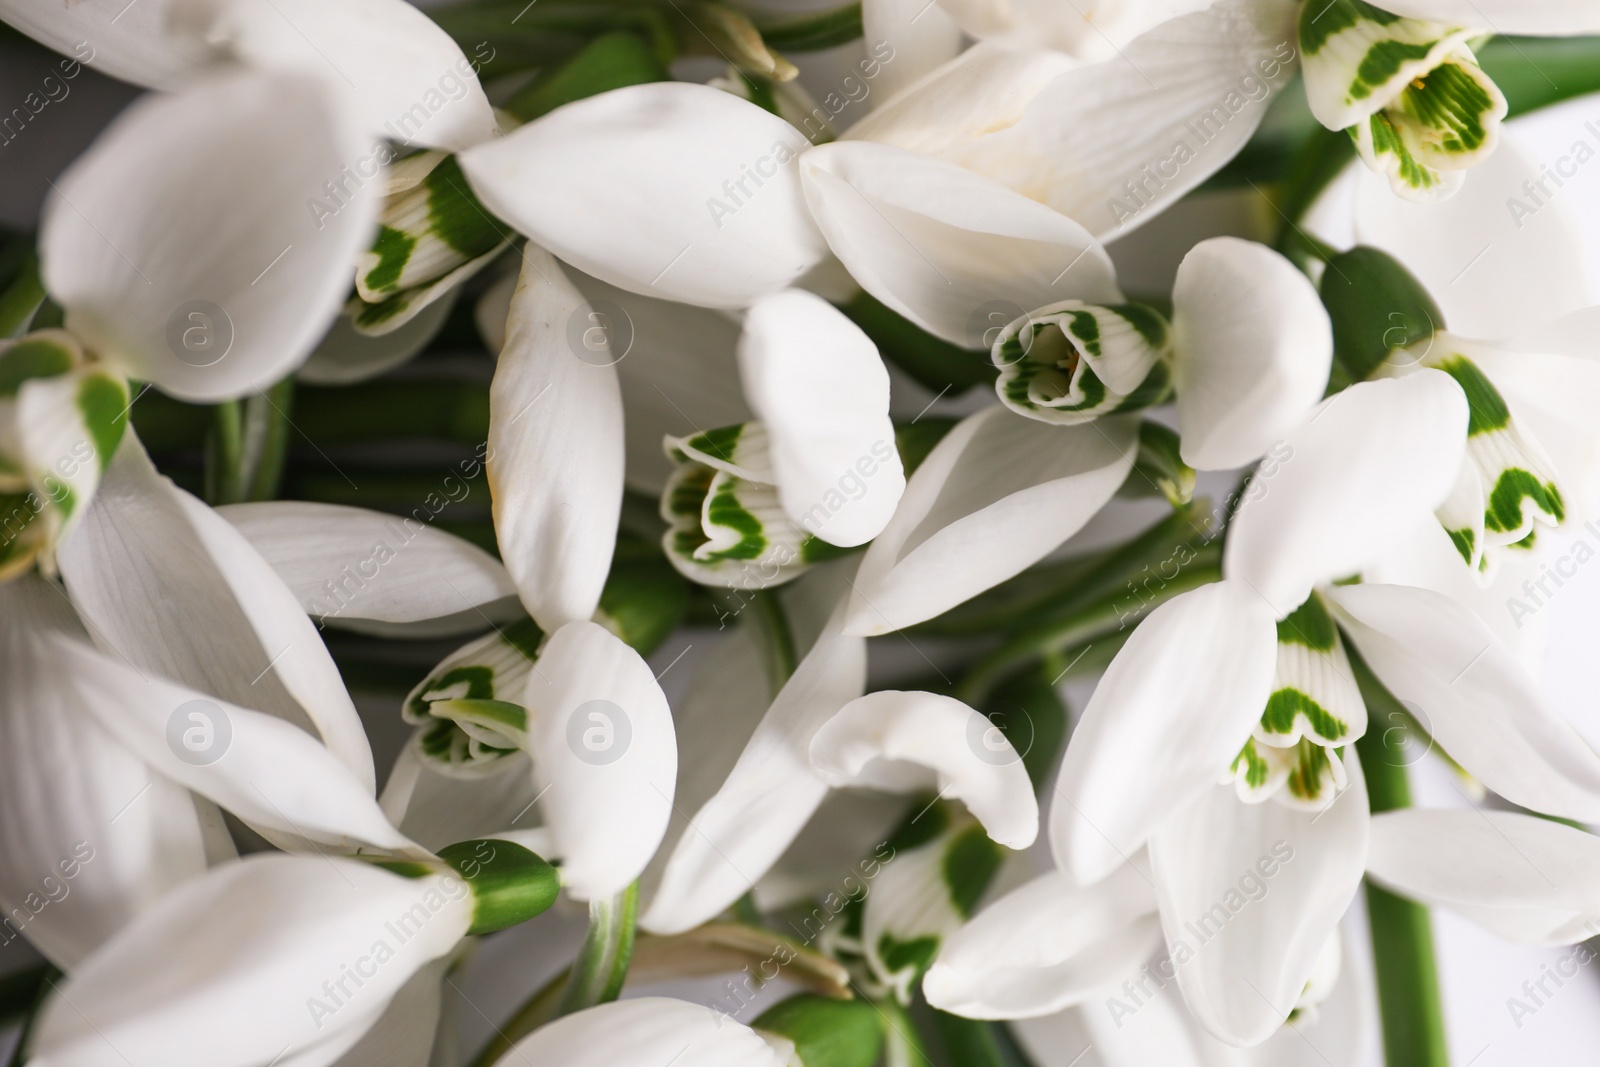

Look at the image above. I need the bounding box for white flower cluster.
[3,1,1600,1065]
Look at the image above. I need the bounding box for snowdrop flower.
[0,439,422,970]
[1325,141,1600,578]
[26,843,559,1067]
[1048,372,1469,1044]
[1299,0,1600,200]
[1041,368,1600,1043]
[0,67,379,569]
[920,0,1217,60]
[659,289,903,588]
[641,586,1038,935]
[843,237,1329,636]
[0,0,496,151]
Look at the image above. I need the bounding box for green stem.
[465,968,569,1067]
[4,964,59,1067]
[953,550,1221,706]
[749,1,862,50]
[557,881,639,1016]
[244,378,294,501]
[878,996,935,1067]
[1351,651,1450,1067]
[747,588,797,697]
[204,399,244,505]
[929,1009,1006,1067]
[0,249,44,338]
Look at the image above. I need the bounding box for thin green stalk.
[748,588,797,697]
[244,378,294,501]
[466,968,569,1067]
[4,965,58,1067]
[557,880,639,1016]
[953,550,1221,706]
[929,1009,1006,1067]
[204,398,244,504]
[1351,650,1450,1067]
[0,249,44,338]
[749,1,862,50]
[877,996,934,1067]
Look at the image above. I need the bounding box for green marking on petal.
[1351,38,1438,101]
[1397,58,1500,162]
[0,336,76,396]
[1299,0,1400,57]
[76,371,129,474]
[424,155,504,260]
[993,300,1171,425]
[362,225,416,295]
[685,424,745,465]
[1261,689,1349,745]
[1231,738,1274,791]
[1435,355,1509,436]
[1446,526,1476,564]
[942,825,1002,920]
[876,934,940,977]
[1355,111,1452,195]
[702,474,767,562]
[659,446,818,590]
[1485,468,1564,534]
[1275,594,1338,651]
[1285,741,1344,807]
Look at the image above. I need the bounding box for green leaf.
[505,31,669,122]
[754,995,884,1067]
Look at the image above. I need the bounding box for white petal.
[940,0,1217,58]
[1223,371,1468,617]
[1011,990,1208,1067]
[939,0,1301,240]
[0,575,209,970]
[844,407,1137,636]
[499,998,790,1067]
[198,0,497,151]
[1150,754,1368,1046]
[0,0,205,89]
[1367,809,1600,944]
[801,140,1120,347]
[861,0,963,102]
[327,957,450,1067]
[1354,132,1591,339]
[1329,582,1600,821]
[58,436,375,789]
[522,621,676,900]
[642,623,772,901]
[1372,0,1600,33]
[379,739,540,855]
[1171,238,1332,471]
[1470,307,1600,523]
[41,630,414,853]
[31,856,469,1067]
[738,290,905,546]
[296,292,458,386]
[41,69,380,402]
[489,248,624,632]
[460,83,826,308]
[641,610,865,934]
[218,501,517,628]
[810,690,1038,848]
[923,865,1161,1019]
[847,42,1075,158]
[1051,581,1278,885]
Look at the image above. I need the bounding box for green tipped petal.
[351,152,509,336]
[992,301,1171,426]
[405,618,544,776]
[1301,1,1505,201]
[660,425,845,590]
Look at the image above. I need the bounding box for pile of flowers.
[2,0,1600,1064]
